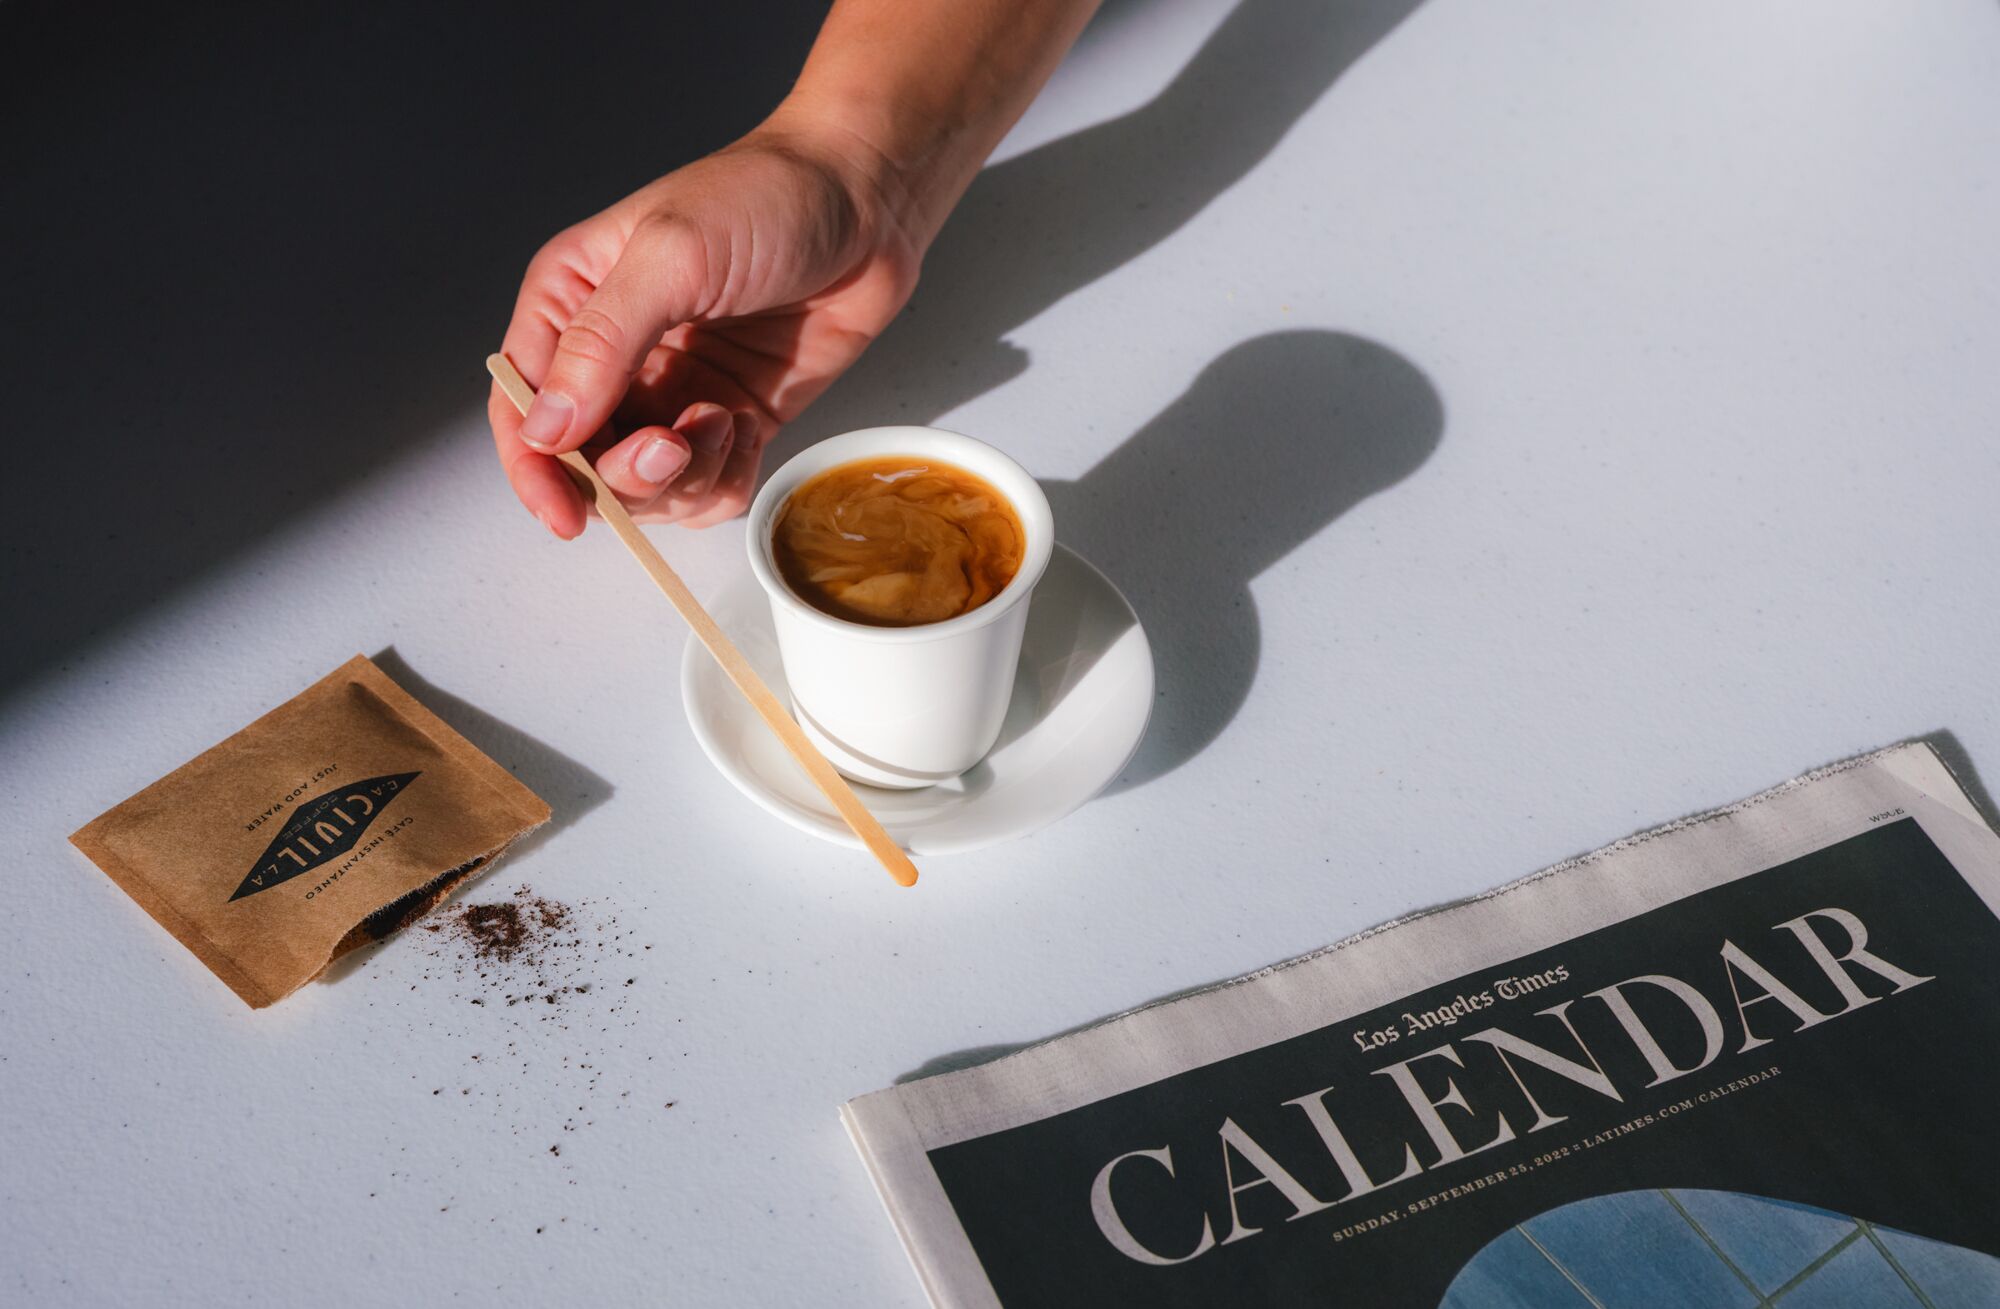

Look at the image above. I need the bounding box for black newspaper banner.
[926,819,2000,1305]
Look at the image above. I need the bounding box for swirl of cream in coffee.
[773,457,1026,626]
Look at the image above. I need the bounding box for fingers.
[617,409,763,527]
[590,402,735,512]
[672,404,738,499]
[636,404,736,522]
[679,431,765,529]
[512,454,589,540]
[515,221,710,457]
[492,233,604,538]
[593,425,693,504]
[488,386,587,539]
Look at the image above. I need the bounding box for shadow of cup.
[1045,329,1443,791]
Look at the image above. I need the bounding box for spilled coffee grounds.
[453,897,565,962]
[416,886,639,1011]
[363,882,679,1232]
[425,886,574,979]
[459,903,530,957]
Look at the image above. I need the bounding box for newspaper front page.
[843,742,2000,1306]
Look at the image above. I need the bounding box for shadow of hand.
[792,0,1426,450]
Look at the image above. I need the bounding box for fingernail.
[634,435,691,485]
[520,392,574,448]
[685,407,733,454]
[533,507,560,537]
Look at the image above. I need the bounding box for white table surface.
[6,1,1999,1303]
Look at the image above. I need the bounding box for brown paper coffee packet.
[70,654,551,1008]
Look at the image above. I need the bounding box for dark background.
[1,1,826,692]
[928,820,2000,1305]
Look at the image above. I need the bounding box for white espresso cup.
[745,426,1054,790]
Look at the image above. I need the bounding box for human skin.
[488,0,1104,538]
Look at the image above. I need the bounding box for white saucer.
[682,543,1153,855]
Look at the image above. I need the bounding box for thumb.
[517,221,711,453]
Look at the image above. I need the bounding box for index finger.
[490,240,602,537]
[488,385,587,539]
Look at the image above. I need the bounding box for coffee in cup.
[771,457,1025,627]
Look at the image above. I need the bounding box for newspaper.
[843,742,2000,1306]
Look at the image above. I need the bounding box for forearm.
[770,0,1103,250]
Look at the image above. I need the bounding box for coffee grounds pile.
[419,886,600,1009]
[457,901,538,959]
[433,890,566,965]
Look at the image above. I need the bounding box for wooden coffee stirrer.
[485,353,918,888]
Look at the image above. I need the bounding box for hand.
[489,122,921,536]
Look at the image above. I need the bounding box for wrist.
[763,85,972,255]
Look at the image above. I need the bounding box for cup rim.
[745,425,1055,645]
